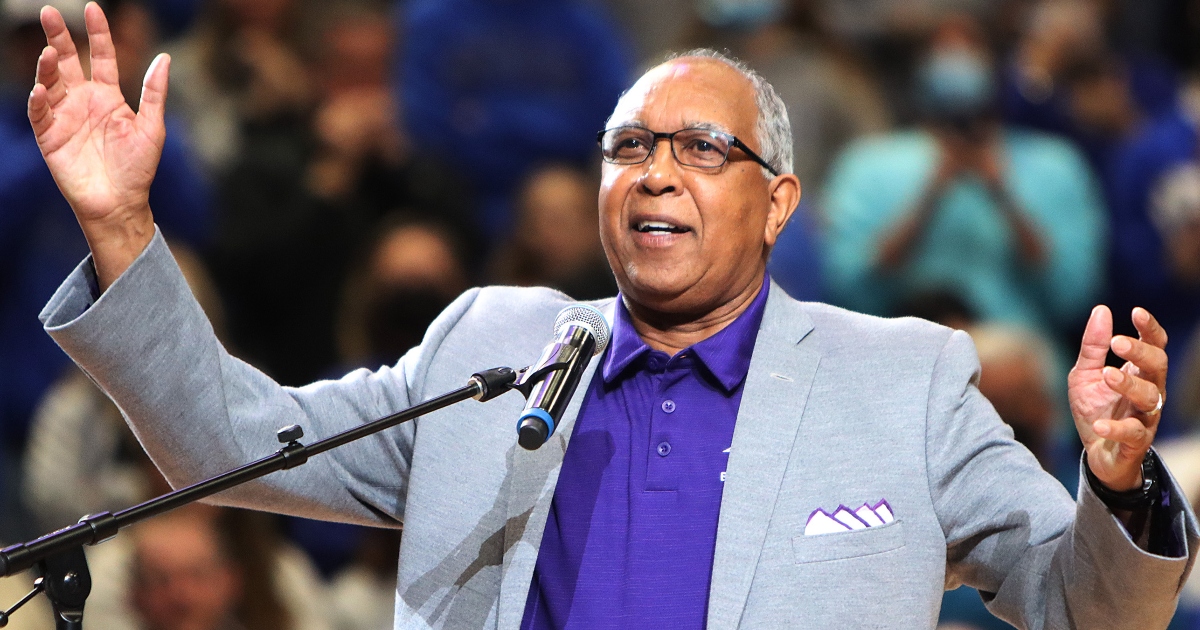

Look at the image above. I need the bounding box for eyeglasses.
[597,126,780,177]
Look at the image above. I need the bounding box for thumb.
[1075,305,1112,372]
[136,53,170,135]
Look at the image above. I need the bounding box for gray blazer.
[42,232,1198,629]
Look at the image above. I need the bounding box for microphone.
[516,304,611,450]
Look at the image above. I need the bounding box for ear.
[763,173,801,248]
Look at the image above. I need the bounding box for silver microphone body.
[516,305,610,450]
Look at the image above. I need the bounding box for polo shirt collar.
[601,274,770,393]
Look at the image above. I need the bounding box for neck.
[624,273,766,356]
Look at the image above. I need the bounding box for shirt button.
[646,357,662,371]
[657,441,672,457]
[661,400,676,413]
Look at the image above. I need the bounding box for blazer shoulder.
[406,285,616,399]
[464,285,616,322]
[789,301,982,410]
[426,284,617,356]
[797,300,957,357]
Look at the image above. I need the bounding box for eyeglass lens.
[601,127,732,168]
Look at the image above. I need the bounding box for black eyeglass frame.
[596,126,780,177]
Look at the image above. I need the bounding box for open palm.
[28,2,169,285]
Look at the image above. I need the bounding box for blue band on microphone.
[517,407,555,438]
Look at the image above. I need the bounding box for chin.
[620,268,714,314]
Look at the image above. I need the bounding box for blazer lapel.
[707,283,819,629]
[496,298,616,629]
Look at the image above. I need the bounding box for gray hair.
[609,48,794,178]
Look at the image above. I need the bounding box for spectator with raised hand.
[198,1,475,389]
[303,3,473,246]
[163,0,311,175]
[1002,0,1178,161]
[822,14,1105,342]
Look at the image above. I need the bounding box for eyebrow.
[682,120,733,135]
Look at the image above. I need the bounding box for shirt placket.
[645,358,688,492]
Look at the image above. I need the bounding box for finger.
[40,5,85,87]
[1092,417,1154,450]
[1132,307,1168,350]
[84,2,119,86]
[136,53,169,131]
[1074,305,1112,371]
[1110,335,1168,384]
[28,83,53,138]
[1103,366,1163,423]
[35,46,69,108]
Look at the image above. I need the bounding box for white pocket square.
[805,499,894,536]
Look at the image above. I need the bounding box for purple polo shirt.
[520,275,770,630]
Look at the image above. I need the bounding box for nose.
[638,136,681,196]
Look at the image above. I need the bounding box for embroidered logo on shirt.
[720,446,732,482]
[804,500,894,535]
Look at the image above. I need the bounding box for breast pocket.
[791,520,906,564]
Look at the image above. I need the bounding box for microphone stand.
[0,366,520,630]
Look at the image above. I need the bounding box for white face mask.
[917,49,996,118]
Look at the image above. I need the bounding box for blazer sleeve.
[926,329,1199,629]
[39,228,480,527]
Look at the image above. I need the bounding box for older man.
[28,3,1198,629]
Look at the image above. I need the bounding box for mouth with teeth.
[634,221,690,234]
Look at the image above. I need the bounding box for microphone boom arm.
[0,365,519,629]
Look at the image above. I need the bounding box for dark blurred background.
[4,0,1200,628]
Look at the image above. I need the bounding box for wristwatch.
[1084,450,1162,511]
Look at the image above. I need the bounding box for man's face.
[598,59,796,317]
[131,521,241,630]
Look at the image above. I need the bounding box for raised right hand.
[932,133,969,189]
[28,2,169,289]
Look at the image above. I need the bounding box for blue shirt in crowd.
[821,128,1106,336]
[767,200,824,302]
[1104,107,1200,435]
[0,90,210,542]
[0,92,212,451]
[401,0,631,241]
[521,276,770,629]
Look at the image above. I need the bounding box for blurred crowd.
[3,0,1200,628]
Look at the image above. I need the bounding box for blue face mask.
[696,0,784,30]
[917,50,995,118]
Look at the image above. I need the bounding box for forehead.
[608,58,758,136]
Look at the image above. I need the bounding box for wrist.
[1084,450,1162,510]
[79,204,155,291]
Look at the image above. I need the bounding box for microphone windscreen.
[553,304,611,355]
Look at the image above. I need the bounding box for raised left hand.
[29,2,167,289]
[1068,305,1167,491]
